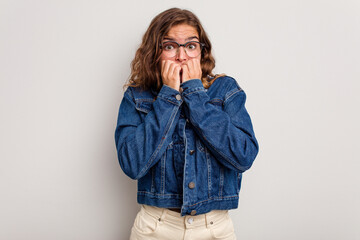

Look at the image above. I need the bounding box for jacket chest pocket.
[135,100,154,120]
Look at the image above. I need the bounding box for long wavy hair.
[126,8,223,91]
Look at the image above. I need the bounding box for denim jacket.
[115,76,259,216]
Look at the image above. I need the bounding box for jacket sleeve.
[180,77,259,173]
[114,85,182,180]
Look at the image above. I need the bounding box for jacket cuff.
[180,79,205,96]
[157,84,183,105]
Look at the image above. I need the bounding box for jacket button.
[175,94,182,100]
[188,182,195,189]
[189,150,195,155]
[190,210,197,216]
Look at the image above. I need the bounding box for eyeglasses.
[159,41,205,58]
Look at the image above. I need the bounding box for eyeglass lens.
[162,41,202,58]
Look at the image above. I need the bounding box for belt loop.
[205,212,210,228]
[159,207,168,223]
[205,211,215,229]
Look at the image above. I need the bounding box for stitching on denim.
[135,105,151,114]
[157,95,181,105]
[196,138,205,152]
[137,107,176,177]
[209,99,223,104]
[138,192,238,203]
[167,141,174,149]
[161,152,166,194]
[206,148,212,198]
[124,89,135,104]
[186,195,239,208]
[151,167,155,193]
[134,99,155,113]
[219,167,224,197]
[138,191,182,198]
[136,105,180,179]
[183,121,188,204]
[182,88,205,97]
[237,173,241,194]
[191,123,241,171]
[135,98,155,102]
[224,89,243,103]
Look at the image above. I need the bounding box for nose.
[175,46,187,62]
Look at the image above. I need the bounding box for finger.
[161,60,168,77]
[167,63,181,90]
[174,65,181,81]
[172,64,181,83]
[168,62,177,78]
[190,58,201,78]
[182,64,189,75]
[181,64,190,82]
[173,64,181,77]
[194,59,202,76]
[162,60,171,78]
[186,59,194,72]
[193,58,201,71]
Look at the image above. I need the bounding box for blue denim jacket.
[115,76,259,216]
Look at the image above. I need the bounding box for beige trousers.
[130,204,236,240]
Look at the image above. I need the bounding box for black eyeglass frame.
[159,41,206,56]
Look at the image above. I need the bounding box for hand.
[161,60,181,91]
[181,58,202,83]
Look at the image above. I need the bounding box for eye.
[164,45,173,50]
[162,42,177,51]
[186,42,198,50]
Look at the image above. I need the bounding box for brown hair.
[126,8,223,91]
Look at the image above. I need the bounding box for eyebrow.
[163,36,199,41]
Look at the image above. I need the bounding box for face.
[159,24,201,64]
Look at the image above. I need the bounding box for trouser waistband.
[141,204,229,229]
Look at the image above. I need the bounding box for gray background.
[1,0,359,239]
